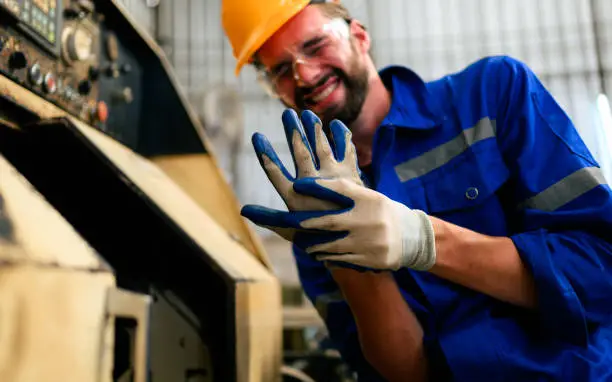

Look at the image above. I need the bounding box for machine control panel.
[0,0,205,156]
[0,0,133,130]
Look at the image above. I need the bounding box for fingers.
[293,178,356,206]
[240,204,335,230]
[263,226,298,242]
[240,204,349,248]
[329,119,363,185]
[328,119,351,162]
[294,230,349,253]
[306,236,351,254]
[300,110,322,167]
[252,132,293,180]
[335,122,360,176]
[282,109,317,177]
[300,212,347,231]
[300,110,335,168]
[252,133,294,199]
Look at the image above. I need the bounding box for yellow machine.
[0,1,284,381]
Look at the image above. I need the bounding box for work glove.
[243,108,380,271]
[243,108,364,236]
[251,108,365,203]
[244,176,436,271]
[241,108,436,271]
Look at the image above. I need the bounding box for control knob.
[28,63,43,86]
[78,79,92,95]
[88,66,100,81]
[8,51,27,70]
[104,63,119,78]
[112,87,134,104]
[61,26,93,64]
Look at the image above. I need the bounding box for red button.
[43,73,56,93]
[96,100,108,123]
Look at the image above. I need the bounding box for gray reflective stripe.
[519,167,607,212]
[314,290,344,321]
[394,118,497,182]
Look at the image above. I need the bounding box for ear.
[349,19,370,54]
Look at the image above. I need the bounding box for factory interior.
[0,0,611,381]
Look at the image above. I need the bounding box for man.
[222,1,612,381]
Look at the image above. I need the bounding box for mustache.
[296,74,333,99]
[295,68,347,106]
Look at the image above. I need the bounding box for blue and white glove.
[243,176,436,271]
[242,108,365,244]
[241,108,437,271]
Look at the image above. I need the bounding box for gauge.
[61,26,93,64]
[105,33,119,61]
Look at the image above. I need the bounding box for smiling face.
[256,5,372,126]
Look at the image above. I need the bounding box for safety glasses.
[255,17,352,100]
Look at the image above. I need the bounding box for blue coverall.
[293,56,612,381]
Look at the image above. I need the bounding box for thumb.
[240,204,333,230]
[252,133,294,199]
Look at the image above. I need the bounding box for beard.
[285,56,370,128]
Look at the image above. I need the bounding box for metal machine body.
[0,1,282,381]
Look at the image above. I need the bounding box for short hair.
[315,1,352,20]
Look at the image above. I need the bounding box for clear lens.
[256,70,281,99]
[254,18,351,100]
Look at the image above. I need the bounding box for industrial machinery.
[0,1,282,381]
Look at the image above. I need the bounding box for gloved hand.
[243,108,364,243]
[243,109,383,272]
[241,108,437,271]
[243,177,437,271]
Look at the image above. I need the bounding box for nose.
[293,59,321,86]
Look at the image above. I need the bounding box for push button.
[28,63,43,86]
[94,100,108,123]
[465,187,479,200]
[43,72,57,94]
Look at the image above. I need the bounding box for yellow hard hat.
[222,0,336,76]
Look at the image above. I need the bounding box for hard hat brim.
[234,0,311,76]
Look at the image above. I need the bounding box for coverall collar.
[378,65,446,129]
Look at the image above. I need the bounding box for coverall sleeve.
[494,56,612,346]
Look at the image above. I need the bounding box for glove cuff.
[416,209,437,270]
[398,208,437,271]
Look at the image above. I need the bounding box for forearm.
[329,267,428,382]
[428,216,537,309]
